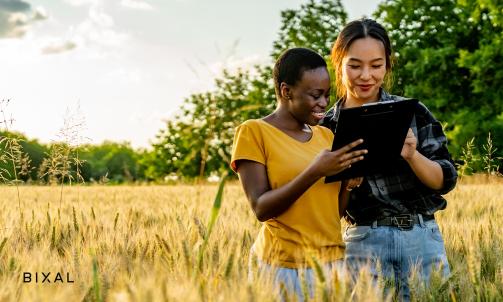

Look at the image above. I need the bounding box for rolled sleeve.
[435,159,458,194]
[416,104,458,195]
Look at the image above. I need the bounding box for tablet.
[325,98,419,182]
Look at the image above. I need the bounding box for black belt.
[353,214,435,230]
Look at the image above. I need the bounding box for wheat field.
[0,178,501,301]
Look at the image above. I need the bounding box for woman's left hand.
[401,128,417,161]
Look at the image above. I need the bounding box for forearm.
[406,151,444,190]
[238,140,366,222]
[338,182,350,218]
[253,166,322,221]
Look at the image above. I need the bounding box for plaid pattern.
[320,90,458,222]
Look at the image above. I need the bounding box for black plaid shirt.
[320,90,458,222]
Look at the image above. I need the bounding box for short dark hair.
[273,47,327,99]
[331,18,393,99]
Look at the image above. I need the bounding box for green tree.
[374,0,503,160]
[271,0,347,58]
[151,0,349,179]
[80,142,140,183]
[150,67,275,179]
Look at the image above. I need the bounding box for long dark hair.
[331,18,394,99]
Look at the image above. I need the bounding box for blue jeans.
[344,217,450,301]
[248,253,345,302]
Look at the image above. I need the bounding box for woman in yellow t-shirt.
[230,48,367,300]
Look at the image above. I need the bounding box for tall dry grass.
[0,178,501,301]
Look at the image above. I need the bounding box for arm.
[401,128,444,190]
[401,102,458,193]
[338,180,351,218]
[338,177,363,218]
[237,140,367,222]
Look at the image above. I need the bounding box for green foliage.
[482,132,502,175]
[458,137,478,176]
[455,132,503,176]
[2,0,503,181]
[150,67,276,178]
[19,136,47,180]
[271,0,347,58]
[374,0,503,163]
[196,173,228,273]
[0,132,144,184]
[0,131,38,182]
[80,141,141,183]
[150,0,348,179]
[148,0,503,179]
[38,142,81,186]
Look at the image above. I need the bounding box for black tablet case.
[325,99,419,182]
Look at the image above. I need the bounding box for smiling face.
[341,37,387,105]
[281,66,331,126]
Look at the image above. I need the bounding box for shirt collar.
[331,88,389,122]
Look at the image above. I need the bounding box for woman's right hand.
[310,139,367,177]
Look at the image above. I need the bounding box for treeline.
[0,131,145,183]
[147,0,502,178]
[1,0,502,183]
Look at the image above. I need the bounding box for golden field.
[0,177,502,301]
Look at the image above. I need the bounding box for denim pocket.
[426,221,444,243]
[343,226,371,242]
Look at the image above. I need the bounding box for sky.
[1,0,380,149]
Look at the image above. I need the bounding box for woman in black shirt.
[321,18,457,301]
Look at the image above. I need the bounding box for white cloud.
[88,4,114,27]
[63,0,101,6]
[0,1,48,38]
[120,0,153,11]
[30,2,128,56]
[32,6,48,21]
[64,3,128,53]
[0,0,130,54]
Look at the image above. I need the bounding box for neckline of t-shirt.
[256,119,314,144]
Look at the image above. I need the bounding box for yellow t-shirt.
[231,119,344,268]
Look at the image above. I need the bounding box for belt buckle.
[391,214,413,230]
